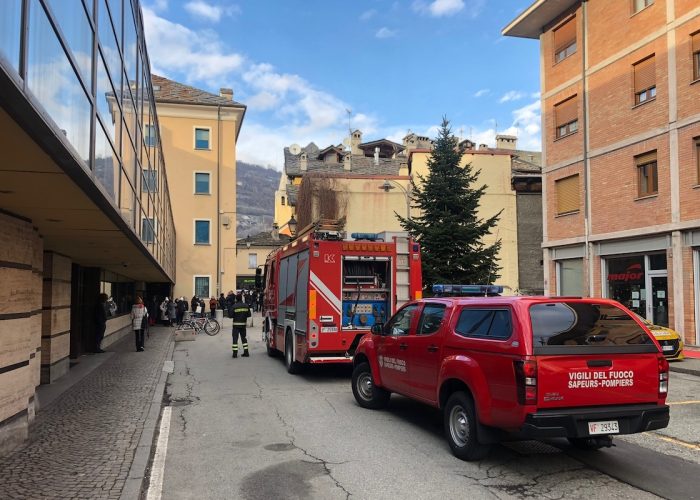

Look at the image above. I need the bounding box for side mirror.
[371,323,384,335]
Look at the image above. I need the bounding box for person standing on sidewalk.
[130,296,148,352]
[228,293,251,358]
[94,293,108,353]
[209,296,217,318]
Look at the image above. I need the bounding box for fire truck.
[262,224,422,373]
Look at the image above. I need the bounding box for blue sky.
[143,0,540,168]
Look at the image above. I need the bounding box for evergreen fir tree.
[398,118,502,289]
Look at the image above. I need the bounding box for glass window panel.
[559,258,583,296]
[144,124,156,148]
[107,0,121,48]
[98,0,121,90]
[96,49,117,140]
[119,167,135,228]
[141,217,155,243]
[124,0,137,83]
[195,220,210,244]
[248,253,257,269]
[649,253,667,270]
[143,169,157,192]
[45,0,93,85]
[195,173,210,194]
[194,277,210,298]
[27,0,92,165]
[95,123,118,200]
[195,128,210,149]
[455,309,493,338]
[418,303,446,336]
[0,0,22,72]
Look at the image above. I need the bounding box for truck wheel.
[568,436,613,450]
[265,321,277,357]
[444,392,491,461]
[351,362,390,409]
[284,331,302,374]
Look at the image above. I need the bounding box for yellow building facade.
[153,76,246,300]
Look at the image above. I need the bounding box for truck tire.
[444,392,491,461]
[351,362,390,409]
[284,331,302,374]
[265,320,277,357]
[568,436,613,450]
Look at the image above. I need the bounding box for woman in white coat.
[130,296,148,352]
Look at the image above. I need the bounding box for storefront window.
[606,254,667,326]
[557,258,583,296]
[100,270,135,316]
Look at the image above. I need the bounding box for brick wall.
[678,122,700,221]
[681,245,696,345]
[0,211,43,454]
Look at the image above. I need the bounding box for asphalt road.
[155,317,700,500]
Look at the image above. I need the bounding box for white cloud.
[142,7,244,83]
[473,88,489,98]
[375,27,397,39]
[183,1,240,23]
[150,0,168,12]
[499,90,526,103]
[412,0,483,18]
[359,9,377,21]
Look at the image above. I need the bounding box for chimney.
[271,223,279,240]
[300,152,307,171]
[219,87,233,101]
[343,152,351,171]
[351,130,362,155]
[479,143,489,150]
[374,147,380,165]
[495,134,517,150]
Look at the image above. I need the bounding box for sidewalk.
[0,326,173,500]
[670,348,700,377]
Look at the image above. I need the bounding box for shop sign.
[607,263,643,282]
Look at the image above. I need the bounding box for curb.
[669,365,700,377]
[120,333,176,500]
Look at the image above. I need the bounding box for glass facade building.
[0,0,175,277]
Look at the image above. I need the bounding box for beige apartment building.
[153,76,246,300]
[275,131,543,294]
[504,0,700,345]
[235,230,291,289]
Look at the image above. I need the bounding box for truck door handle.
[399,343,408,350]
[427,345,438,353]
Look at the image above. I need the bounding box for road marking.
[667,400,700,406]
[650,434,700,451]
[146,406,172,500]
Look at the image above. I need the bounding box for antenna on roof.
[345,108,352,135]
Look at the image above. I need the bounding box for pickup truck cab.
[351,296,670,460]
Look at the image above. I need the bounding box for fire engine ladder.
[394,236,410,309]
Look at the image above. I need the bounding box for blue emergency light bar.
[351,233,380,241]
[432,284,504,296]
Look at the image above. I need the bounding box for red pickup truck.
[351,296,670,460]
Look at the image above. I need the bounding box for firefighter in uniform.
[229,294,251,358]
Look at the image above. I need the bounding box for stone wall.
[0,211,43,454]
[41,252,72,383]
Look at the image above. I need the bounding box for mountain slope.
[236,161,280,236]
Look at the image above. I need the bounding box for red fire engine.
[262,226,422,373]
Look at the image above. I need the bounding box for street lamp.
[379,179,411,219]
[277,215,298,237]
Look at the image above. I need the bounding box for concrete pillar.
[41,252,72,384]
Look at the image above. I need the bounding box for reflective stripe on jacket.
[230,301,251,326]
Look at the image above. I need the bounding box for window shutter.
[634,55,656,93]
[554,17,576,53]
[555,96,578,127]
[556,175,580,214]
[692,32,700,53]
[635,151,657,166]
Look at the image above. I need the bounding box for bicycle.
[176,315,220,336]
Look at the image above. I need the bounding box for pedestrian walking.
[209,296,217,318]
[130,296,148,352]
[167,299,177,326]
[159,297,169,325]
[176,298,186,325]
[228,293,251,358]
[191,296,198,315]
[94,293,108,353]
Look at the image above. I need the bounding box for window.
[555,174,580,215]
[385,304,419,336]
[693,32,700,81]
[194,172,210,194]
[143,170,157,192]
[248,253,257,269]
[141,218,155,243]
[417,303,446,335]
[195,128,210,149]
[144,124,156,147]
[636,151,658,197]
[632,0,653,14]
[557,258,583,296]
[633,55,656,104]
[554,95,578,138]
[194,276,210,297]
[281,196,286,206]
[194,220,210,244]
[455,309,512,340]
[553,17,576,63]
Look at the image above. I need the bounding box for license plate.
[321,326,338,333]
[588,420,619,435]
[662,345,674,352]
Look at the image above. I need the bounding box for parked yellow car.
[635,314,685,361]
